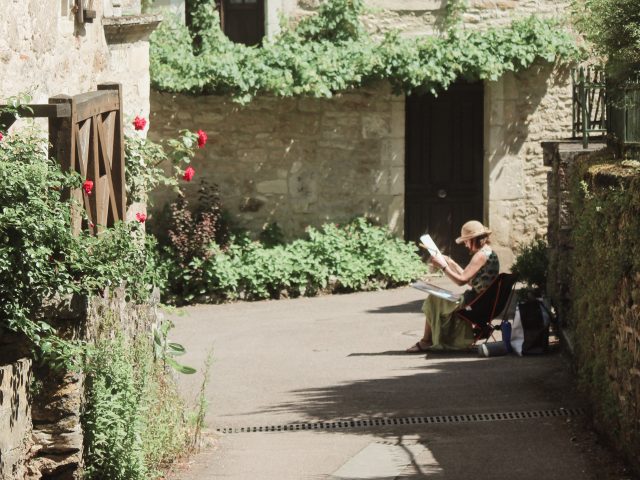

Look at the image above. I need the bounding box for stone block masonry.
[150,83,407,238]
[0,0,157,128]
[293,0,571,38]
[0,289,164,479]
[0,359,32,480]
[150,61,574,264]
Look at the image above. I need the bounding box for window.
[216,0,265,46]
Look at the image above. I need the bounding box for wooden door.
[405,82,484,263]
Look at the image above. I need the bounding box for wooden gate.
[1,83,126,236]
[405,82,484,263]
[49,83,126,235]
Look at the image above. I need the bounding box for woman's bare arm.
[443,256,464,275]
[442,251,488,286]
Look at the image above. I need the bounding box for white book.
[419,234,448,267]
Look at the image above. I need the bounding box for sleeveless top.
[463,246,500,305]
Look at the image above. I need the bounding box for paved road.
[165,281,622,480]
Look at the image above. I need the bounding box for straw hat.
[455,220,492,244]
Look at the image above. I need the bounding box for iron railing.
[608,76,640,145]
[572,66,607,148]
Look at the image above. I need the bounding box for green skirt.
[422,295,475,350]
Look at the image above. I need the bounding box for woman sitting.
[406,220,500,352]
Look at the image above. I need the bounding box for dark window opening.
[216,0,265,46]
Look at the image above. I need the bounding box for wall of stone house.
[149,82,406,237]
[485,62,574,265]
[0,0,156,128]
[283,0,570,37]
[149,62,573,263]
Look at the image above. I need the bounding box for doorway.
[405,82,484,263]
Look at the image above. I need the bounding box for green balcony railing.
[572,66,607,148]
[608,77,640,146]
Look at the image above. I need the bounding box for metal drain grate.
[216,407,585,434]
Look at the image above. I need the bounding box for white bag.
[510,307,524,356]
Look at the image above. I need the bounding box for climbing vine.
[150,0,582,103]
[568,156,640,466]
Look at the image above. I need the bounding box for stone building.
[1,1,159,477]
[150,0,575,265]
[0,0,159,126]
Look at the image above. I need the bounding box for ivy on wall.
[569,158,640,467]
[150,0,582,103]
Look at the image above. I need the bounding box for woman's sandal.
[405,341,432,353]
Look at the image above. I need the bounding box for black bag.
[517,299,551,355]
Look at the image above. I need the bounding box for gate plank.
[96,176,110,229]
[98,83,125,222]
[75,121,91,177]
[97,117,120,222]
[74,91,119,123]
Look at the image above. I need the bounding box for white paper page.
[410,281,461,302]
[419,234,441,257]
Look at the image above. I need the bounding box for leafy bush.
[567,162,640,468]
[162,181,229,300]
[572,0,640,80]
[0,128,163,367]
[511,238,548,293]
[150,1,581,102]
[83,329,191,480]
[125,127,207,206]
[163,217,427,304]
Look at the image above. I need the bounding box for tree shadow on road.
[241,351,597,479]
[252,351,578,421]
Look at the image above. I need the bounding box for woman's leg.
[407,295,460,352]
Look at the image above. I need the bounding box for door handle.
[437,189,447,199]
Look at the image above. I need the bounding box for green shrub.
[572,0,640,80]
[0,128,163,367]
[163,217,427,304]
[83,329,190,480]
[568,161,640,468]
[511,237,548,293]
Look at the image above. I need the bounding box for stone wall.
[0,290,162,479]
[545,143,640,474]
[150,82,406,237]
[0,0,157,126]
[291,0,570,37]
[543,141,607,329]
[486,63,574,264]
[0,359,32,480]
[150,61,573,264]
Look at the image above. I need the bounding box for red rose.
[133,116,147,131]
[197,129,207,148]
[183,166,195,182]
[0,132,3,142]
[83,180,94,195]
[136,212,147,223]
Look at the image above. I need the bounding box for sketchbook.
[419,234,448,268]
[410,280,461,302]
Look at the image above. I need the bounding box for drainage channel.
[216,407,585,434]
